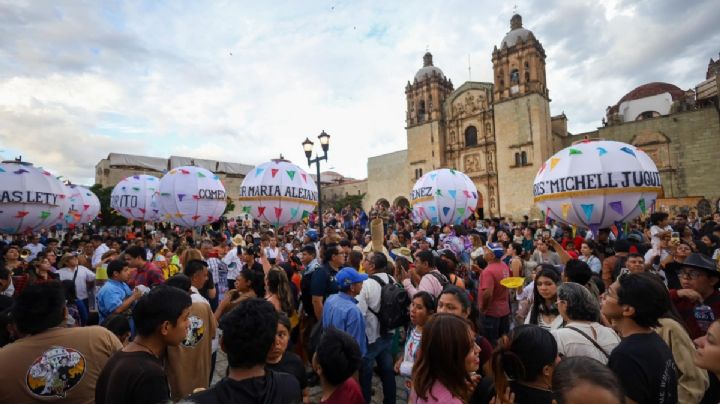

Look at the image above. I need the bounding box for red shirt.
[129,261,164,289]
[321,377,364,404]
[479,261,510,317]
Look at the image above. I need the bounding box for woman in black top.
[491,324,558,404]
[266,313,307,403]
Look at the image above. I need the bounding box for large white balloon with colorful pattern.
[533,140,660,232]
[410,168,478,225]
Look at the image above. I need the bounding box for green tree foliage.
[330,193,366,212]
[89,184,129,227]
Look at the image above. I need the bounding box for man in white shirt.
[58,254,96,325]
[24,234,45,261]
[356,251,396,404]
[91,235,110,268]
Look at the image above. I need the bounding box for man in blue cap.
[322,267,368,357]
[479,242,511,344]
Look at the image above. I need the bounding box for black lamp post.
[302,130,331,236]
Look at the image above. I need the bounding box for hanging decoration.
[533,140,661,233]
[158,166,226,228]
[410,168,478,225]
[110,174,161,222]
[238,159,318,227]
[0,159,67,234]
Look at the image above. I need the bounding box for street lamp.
[302,130,331,235]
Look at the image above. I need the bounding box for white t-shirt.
[58,266,96,300]
[222,248,242,280]
[552,322,620,364]
[25,243,45,261]
[650,225,673,248]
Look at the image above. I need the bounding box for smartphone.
[671,232,680,243]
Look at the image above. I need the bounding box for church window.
[510,69,520,84]
[465,126,478,147]
[521,151,528,165]
[417,100,426,122]
[515,152,521,167]
[524,71,530,82]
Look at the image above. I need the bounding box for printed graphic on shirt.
[26,346,86,398]
[182,315,205,347]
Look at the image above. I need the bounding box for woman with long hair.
[213,267,265,320]
[525,266,563,330]
[411,313,480,403]
[492,324,559,403]
[506,242,524,277]
[265,267,295,316]
[579,241,602,275]
[396,292,436,390]
[27,256,58,284]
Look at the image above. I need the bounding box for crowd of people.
[0,204,720,404]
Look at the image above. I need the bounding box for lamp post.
[302,130,331,236]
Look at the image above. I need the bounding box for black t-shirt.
[662,261,682,290]
[95,351,170,404]
[608,332,678,404]
[509,381,553,404]
[310,263,338,301]
[189,370,301,404]
[266,351,307,390]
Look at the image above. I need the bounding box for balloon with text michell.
[238,158,318,227]
[110,174,162,222]
[0,158,67,234]
[157,166,226,228]
[411,168,478,226]
[533,139,661,234]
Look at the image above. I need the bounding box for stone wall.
[596,107,720,203]
[366,150,408,211]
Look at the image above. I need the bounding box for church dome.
[615,82,685,105]
[500,14,533,48]
[414,52,445,82]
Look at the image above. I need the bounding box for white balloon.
[238,159,318,227]
[0,161,67,234]
[158,166,227,228]
[411,168,478,226]
[111,175,162,222]
[64,184,101,225]
[533,140,661,232]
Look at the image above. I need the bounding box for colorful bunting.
[568,148,582,155]
[286,170,296,181]
[448,190,457,199]
[561,203,571,219]
[638,198,646,214]
[550,157,560,170]
[596,147,607,156]
[609,201,623,215]
[620,146,635,157]
[271,169,279,178]
[274,207,282,219]
[581,204,594,221]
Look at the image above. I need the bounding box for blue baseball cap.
[336,267,368,288]
[485,242,505,259]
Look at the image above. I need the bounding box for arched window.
[418,100,426,122]
[515,153,521,167]
[465,126,478,147]
[524,71,530,82]
[510,69,520,84]
[521,151,528,165]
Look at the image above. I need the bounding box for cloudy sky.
[1,0,718,185]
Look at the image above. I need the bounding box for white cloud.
[0,0,717,185]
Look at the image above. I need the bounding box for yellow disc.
[500,277,525,289]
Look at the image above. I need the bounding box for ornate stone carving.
[464,153,481,173]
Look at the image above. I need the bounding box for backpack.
[367,275,411,334]
[429,271,449,289]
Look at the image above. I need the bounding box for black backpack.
[367,275,410,334]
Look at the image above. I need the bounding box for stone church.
[364,14,720,219]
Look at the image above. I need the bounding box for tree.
[331,193,366,212]
[224,196,236,216]
[90,184,129,227]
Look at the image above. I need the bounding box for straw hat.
[231,234,245,247]
[391,247,413,263]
